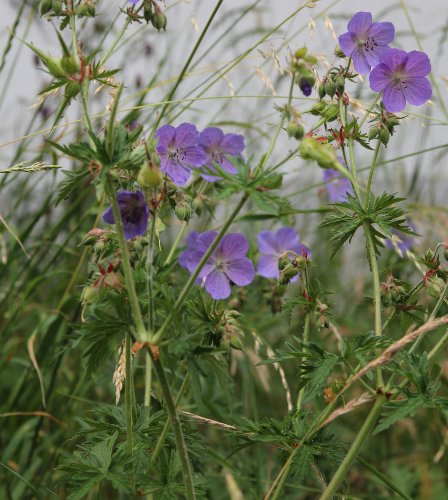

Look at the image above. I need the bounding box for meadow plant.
[1,1,448,499]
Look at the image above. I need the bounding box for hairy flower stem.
[104,177,147,341]
[297,267,311,410]
[149,353,196,500]
[145,189,158,407]
[364,223,385,388]
[319,396,386,500]
[150,0,224,139]
[151,373,191,464]
[151,193,248,344]
[365,141,381,208]
[348,137,360,199]
[125,333,134,454]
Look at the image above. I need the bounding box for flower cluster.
[155,123,245,186]
[180,227,310,300]
[339,11,431,112]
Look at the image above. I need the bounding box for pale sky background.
[0,0,447,216]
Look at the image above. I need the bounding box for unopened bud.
[144,2,153,23]
[318,84,326,99]
[278,256,290,271]
[60,55,79,75]
[46,57,65,78]
[310,101,326,115]
[39,0,52,16]
[175,200,192,222]
[379,127,390,146]
[286,121,304,140]
[151,11,167,31]
[334,45,346,58]
[294,47,307,59]
[324,79,336,97]
[76,3,90,18]
[192,195,204,215]
[137,161,162,188]
[299,137,339,170]
[304,55,318,65]
[335,75,345,93]
[368,127,380,140]
[81,285,97,305]
[53,0,63,16]
[323,103,339,121]
[279,262,300,285]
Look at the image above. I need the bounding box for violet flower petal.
[226,258,255,286]
[205,270,231,299]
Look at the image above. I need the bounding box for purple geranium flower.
[299,77,313,97]
[198,127,245,181]
[257,227,310,280]
[179,231,255,300]
[103,190,149,240]
[155,123,206,186]
[338,12,395,74]
[369,49,432,113]
[323,169,353,202]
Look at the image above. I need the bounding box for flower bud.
[318,84,326,99]
[61,55,80,75]
[278,256,290,271]
[81,285,98,305]
[76,2,90,18]
[279,262,300,285]
[335,75,345,93]
[443,246,448,262]
[324,79,336,97]
[310,101,326,116]
[137,161,162,188]
[192,195,204,215]
[39,0,52,16]
[299,137,339,170]
[368,127,379,140]
[175,196,193,221]
[286,121,304,140]
[65,81,79,98]
[144,2,153,23]
[304,55,318,65]
[294,47,308,59]
[379,127,390,146]
[151,11,167,31]
[86,0,96,17]
[323,103,339,121]
[53,0,63,16]
[45,57,65,78]
[334,45,346,58]
[428,276,446,299]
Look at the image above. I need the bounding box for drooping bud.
[286,121,304,140]
[310,101,326,116]
[368,127,380,140]
[174,194,193,222]
[39,0,52,16]
[323,103,339,121]
[46,57,65,78]
[137,160,162,188]
[279,262,300,286]
[192,195,204,215]
[379,127,390,146]
[299,137,339,170]
[318,84,326,99]
[143,1,153,23]
[334,45,346,58]
[294,47,308,59]
[335,75,345,94]
[53,0,63,16]
[151,10,167,31]
[81,285,98,305]
[324,78,336,97]
[76,2,90,18]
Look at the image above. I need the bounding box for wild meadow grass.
[1,1,448,498]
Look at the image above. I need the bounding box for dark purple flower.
[198,127,245,181]
[179,231,255,300]
[299,77,313,97]
[338,12,395,74]
[385,222,416,257]
[323,169,353,202]
[103,190,149,240]
[155,123,206,186]
[257,227,310,280]
[369,49,432,113]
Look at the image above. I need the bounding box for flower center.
[393,72,408,91]
[168,146,187,163]
[359,36,378,52]
[209,147,224,164]
[214,258,227,272]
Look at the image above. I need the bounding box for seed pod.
[39,0,52,16]
[192,195,204,216]
[151,11,167,31]
[335,75,345,93]
[379,127,390,146]
[143,2,153,23]
[76,3,90,17]
[286,122,305,140]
